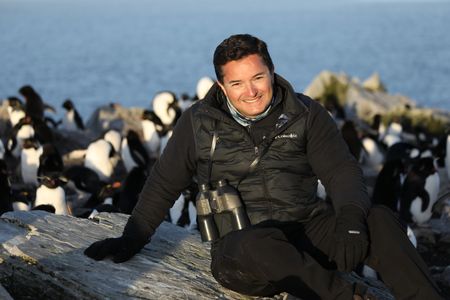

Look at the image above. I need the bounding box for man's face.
[218,54,274,118]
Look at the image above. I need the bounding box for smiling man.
[85,34,442,300]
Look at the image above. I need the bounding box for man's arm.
[85,107,197,262]
[304,97,370,214]
[123,108,197,240]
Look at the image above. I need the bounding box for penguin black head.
[18,85,37,98]
[98,181,121,200]
[142,110,164,126]
[62,99,74,111]
[38,174,68,189]
[22,137,41,150]
[7,97,24,109]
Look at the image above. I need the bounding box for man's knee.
[367,205,409,244]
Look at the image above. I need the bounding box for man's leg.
[366,205,442,299]
[210,224,355,300]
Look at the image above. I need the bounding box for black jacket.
[123,74,370,241]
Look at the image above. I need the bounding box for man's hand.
[84,236,147,263]
[330,206,369,272]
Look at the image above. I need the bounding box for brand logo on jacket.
[275,113,289,129]
[274,133,298,140]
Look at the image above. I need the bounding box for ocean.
[1,0,450,118]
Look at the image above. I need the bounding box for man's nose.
[245,82,257,97]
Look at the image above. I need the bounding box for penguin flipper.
[419,190,430,212]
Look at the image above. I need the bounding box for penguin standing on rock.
[79,181,121,218]
[61,99,85,131]
[400,156,439,225]
[6,97,26,127]
[141,110,164,158]
[20,137,42,186]
[371,159,405,211]
[121,129,150,173]
[152,91,182,128]
[84,137,116,182]
[6,115,35,158]
[19,85,46,121]
[34,175,68,215]
[37,143,64,179]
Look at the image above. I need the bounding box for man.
[84,34,442,300]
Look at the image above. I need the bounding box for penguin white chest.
[21,147,42,185]
[35,185,68,215]
[141,120,160,157]
[63,110,77,131]
[121,139,137,172]
[84,140,114,181]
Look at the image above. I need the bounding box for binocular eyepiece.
[196,180,251,242]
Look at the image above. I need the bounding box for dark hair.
[213,34,274,83]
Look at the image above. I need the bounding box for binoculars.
[196,179,251,242]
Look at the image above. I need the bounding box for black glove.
[330,205,369,272]
[84,235,147,263]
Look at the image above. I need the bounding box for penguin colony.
[0,78,215,229]
[1,79,449,246]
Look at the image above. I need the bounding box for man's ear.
[216,80,227,97]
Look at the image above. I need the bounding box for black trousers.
[210,205,442,300]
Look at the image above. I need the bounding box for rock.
[0,211,396,300]
[0,284,13,300]
[363,72,387,93]
[303,70,450,133]
[85,103,144,138]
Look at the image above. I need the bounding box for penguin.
[175,183,198,230]
[196,76,214,100]
[399,156,438,225]
[0,159,13,215]
[18,85,57,123]
[10,189,32,211]
[34,175,68,215]
[19,85,45,121]
[381,120,403,148]
[141,110,164,158]
[79,181,121,218]
[6,115,35,158]
[120,129,149,173]
[385,142,419,165]
[103,129,122,153]
[37,143,64,179]
[371,159,405,211]
[361,136,385,171]
[368,114,385,141]
[179,93,194,112]
[84,138,116,182]
[6,96,26,127]
[20,137,43,186]
[61,99,85,131]
[63,165,103,195]
[152,91,181,128]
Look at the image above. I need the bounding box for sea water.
[1,0,449,117]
